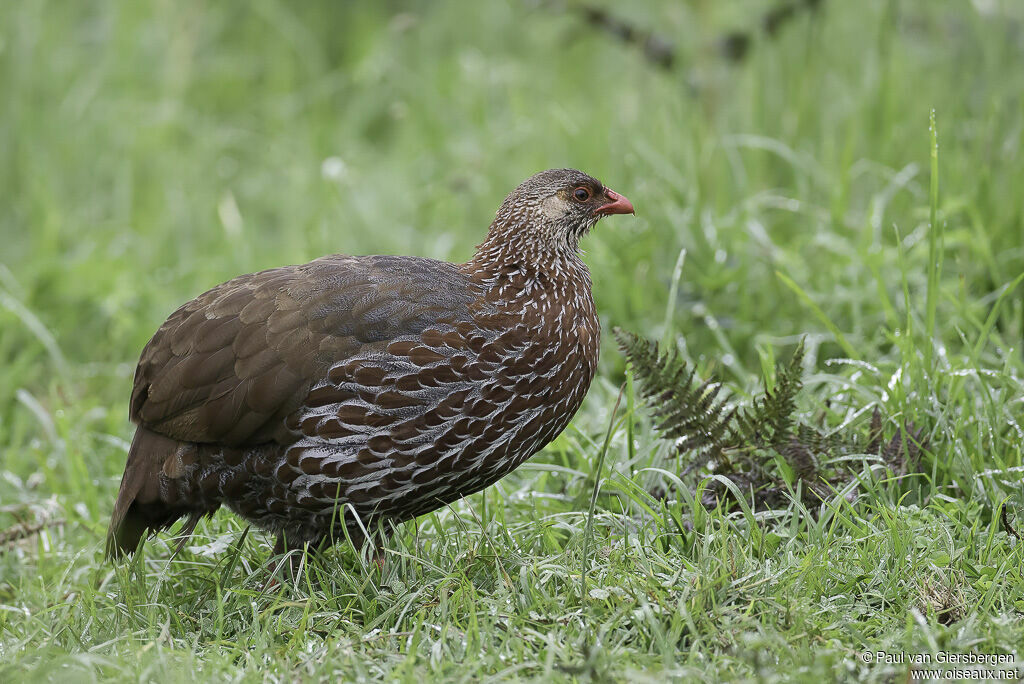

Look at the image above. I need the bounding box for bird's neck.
[463,221,598,353]
[465,218,584,286]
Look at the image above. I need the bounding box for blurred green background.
[2,0,1023,680]
[3,0,1020,397]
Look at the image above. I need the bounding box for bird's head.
[484,168,634,257]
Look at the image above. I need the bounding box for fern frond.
[615,328,735,456]
[616,327,927,514]
[731,339,805,447]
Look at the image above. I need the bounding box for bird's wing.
[129,255,477,446]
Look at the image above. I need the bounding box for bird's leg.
[365,524,393,570]
[262,522,391,591]
[261,533,306,592]
[330,522,390,569]
[274,533,306,575]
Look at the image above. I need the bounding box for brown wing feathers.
[110,263,331,555]
[107,256,478,556]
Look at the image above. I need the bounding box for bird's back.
[109,254,483,555]
[108,251,599,555]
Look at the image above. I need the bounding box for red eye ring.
[573,187,591,202]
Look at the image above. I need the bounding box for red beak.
[595,188,635,216]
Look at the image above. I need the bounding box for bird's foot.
[261,535,307,592]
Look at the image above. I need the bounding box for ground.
[1,1,1023,681]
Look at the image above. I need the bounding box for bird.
[106,168,634,563]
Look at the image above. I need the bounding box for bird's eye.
[573,187,591,202]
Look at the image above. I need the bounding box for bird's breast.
[264,260,601,525]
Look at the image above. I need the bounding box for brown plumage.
[107,169,635,559]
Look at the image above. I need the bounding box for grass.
[1,0,1023,681]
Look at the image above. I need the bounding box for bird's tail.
[106,428,204,558]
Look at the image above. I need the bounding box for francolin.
[107,169,634,562]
